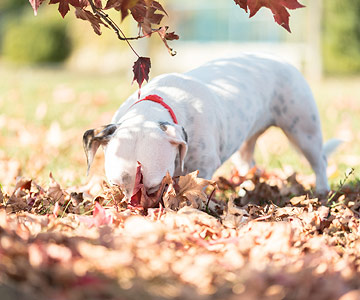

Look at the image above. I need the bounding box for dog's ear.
[159,122,188,172]
[83,124,118,175]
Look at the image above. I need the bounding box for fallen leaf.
[48,173,67,204]
[166,170,217,210]
[92,202,113,227]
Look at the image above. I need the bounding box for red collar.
[129,94,178,124]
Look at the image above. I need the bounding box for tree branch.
[87,0,144,57]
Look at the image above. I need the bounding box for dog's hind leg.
[281,123,329,194]
[231,130,265,176]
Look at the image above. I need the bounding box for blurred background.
[0,0,359,191]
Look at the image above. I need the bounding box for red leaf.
[165,31,179,41]
[233,0,247,11]
[75,8,108,35]
[28,0,45,16]
[234,0,304,32]
[94,0,102,8]
[132,57,151,88]
[130,0,167,35]
[104,0,139,20]
[49,0,86,18]
[130,161,143,206]
[92,202,113,227]
[151,0,167,16]
[130,2,147,23]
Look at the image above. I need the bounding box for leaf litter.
[0,167,360,300]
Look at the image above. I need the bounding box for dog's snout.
[147,184,161,195]
[120,172,131,184]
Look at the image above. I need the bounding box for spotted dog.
[83,54,339,198]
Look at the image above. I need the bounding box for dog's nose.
[109,180,132,199]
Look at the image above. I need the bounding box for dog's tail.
[323,138,342,159]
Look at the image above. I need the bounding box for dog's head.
[83,121,188,198]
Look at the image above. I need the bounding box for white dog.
[83,54,338,199]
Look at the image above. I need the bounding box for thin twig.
[87,0,176,58]
[327,168,355,204]
[205,187,217,215]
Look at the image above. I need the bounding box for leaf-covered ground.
[1,168,360,300]
[1,68,360,299]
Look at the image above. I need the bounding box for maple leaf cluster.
[28,0,179,90]
[28,0,304,90]
[234,0,304,32]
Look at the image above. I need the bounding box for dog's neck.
[128,94,178,124]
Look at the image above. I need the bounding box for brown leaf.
[47,173,67,204]
[0,188,4,205]
[13,177,32,194]
[161,172,179,209]
[163,171,217,210]
[104,0,139,20]
[290,195,307,206]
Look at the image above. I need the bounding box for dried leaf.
[48,172,67,204]
[164,170,217,210]
[92,202,113,227]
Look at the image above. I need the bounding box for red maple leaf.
[49,0,86,18]
[75,7,108,35]
[234,0,304,32]
[132,57,151,88]
[130,0,167,35]
[104,0,139,20]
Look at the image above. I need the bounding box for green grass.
[0,65,359,189]
[0,65,137,187]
